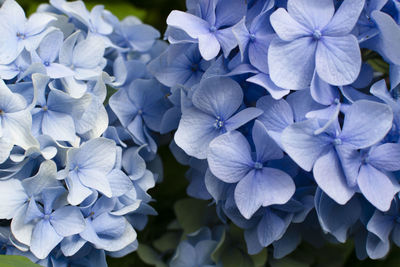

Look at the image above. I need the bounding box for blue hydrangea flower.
[175,76,263,159]
[167,0,246,60]
[269,0,365,89]
[0,0,56,64]
[282,100,393,205]
[208,120,295,219]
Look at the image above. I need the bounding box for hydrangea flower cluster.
[147,0,400,262]
[0,0,166,265]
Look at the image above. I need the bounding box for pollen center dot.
[333,138,342,145]
[254,162,263,169]
[312,30,322,40]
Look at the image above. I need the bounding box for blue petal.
[322,0,365,35]
[287,0,334,29]
[269,37,316,90]
[313,148,355,205]
[340,100,393,149]
[281,119,332,171]
[369,143,400,172]
[315,35,361,86]
[167,10,210,39]
[252,120,283,162]
[175,107,220,159]
[207,131,253,183]
[51,206,85,236]
[270,8,311,41]
[257,209,289,247]
[30,220,63,259]
[316,190,361,242]
[358,164,399,211]
[235,167,295,219]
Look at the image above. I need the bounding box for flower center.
[138,109,143,115]
[214,116,224,129]
[16,32,26,40]
[210,26,217,33]
[250,33,256,42]
[42,105,48,111]
[312,30,322,40]
[44,61,50,67]
[190,63,199,72]
[43,214,50,220]
[254,162,263,170]
[333,138,342,145]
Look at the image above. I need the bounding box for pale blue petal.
[287,0,334,29]
[315,35,361,86]
[358,164,398,211]
[369,143,400,171]
[367,210,394,243]
[0,179,28,219]
[107,169,133,197]
[207,131,253,183]
[316,191,361,242]
[340,100,393,149]
[257,210,287,247]
[167,10,210,38]
[51,206,85,236]
[323,0,366,36]
[247,73,290,100]
[225,107,263,132]
[281,119,331,171]
[313,148,355,205]
[270,8,311,41]
[193,76,243,118]
[198,33,221,60]
[66,171,93,206]
[30,220,63,259]
[269,37,316,90]
[42,110,76,142]
[252,120,283,162]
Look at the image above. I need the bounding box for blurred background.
[17,0,186,33]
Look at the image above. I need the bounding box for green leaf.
[174,199,209,234]
[211,229,227,263]
[220,247,254,267]
[368,58,389,74]
[250,248,268,267]
[85,2,147,20]
[0,255,41,267]
[270,258,310,267]
[153,232,181,253]
[137,244,161,265]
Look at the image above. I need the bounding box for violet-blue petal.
[269,37,316,90]
[51,206,85,236]
[225,107,263,132]
[315,35,361,86]
[358,164,398,211]
[322,0,365,36]
[235,168,295,219]
[257,210,287,247]
[369,143,400,171]
[281,119,331,171]
[313,148,355,205]
[30,220,63,259]
[207,131,253,183]
[175,107,220,159]
[252,120,283,162]
[269,8,311,42]
[287,0,334,29]
[340,100,393,149]
[166,10,210,39]
[247,73,290,100]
